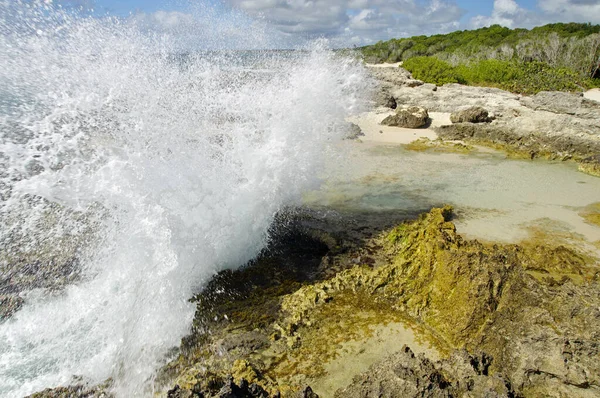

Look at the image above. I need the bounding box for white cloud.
[223,0,467,45]
[470,0,600,30]
[470,0,530,28]
[538,0,600,22]
[126,0,600,48]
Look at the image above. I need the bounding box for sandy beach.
[349,109,450,144]
[365,61,403,68]
[585,88,600,102]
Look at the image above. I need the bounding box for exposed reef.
[159,206,600,398]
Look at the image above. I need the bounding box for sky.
[57,0,600,46]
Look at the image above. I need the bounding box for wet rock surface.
[155,206,600,398]
[578,154,600,177]
[26,384,112,398]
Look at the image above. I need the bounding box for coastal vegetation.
[361,23,600,93]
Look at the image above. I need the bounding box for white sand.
[349,109,451,144]
[365,62,403,68]
[584,88,600,102]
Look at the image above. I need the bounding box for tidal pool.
[306,141,600,258]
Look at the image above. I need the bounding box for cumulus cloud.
[223,0,466,45]
[538,0,600,22]
[120,0,600,48]
[470,0,532,28]
[471,0,600,30]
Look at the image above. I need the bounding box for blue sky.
[63,0,600,46]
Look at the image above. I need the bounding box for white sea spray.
[0,3,369,396]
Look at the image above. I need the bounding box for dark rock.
[168,385,198,398]
[450,106,491,123]
[214,377,269,398]
[381,106,429,128]
[290,386,318,398]
[386,95,397,109]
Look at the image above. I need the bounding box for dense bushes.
[402,56,600,94]
[360,22,600,92]
[402,57,465,85]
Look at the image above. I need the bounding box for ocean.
[0,3,369,396]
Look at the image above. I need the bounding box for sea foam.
[0,3,368,396]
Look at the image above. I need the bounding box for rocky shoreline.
[22,64,600,398]
[370,65,600,173]
[155,205,600,398]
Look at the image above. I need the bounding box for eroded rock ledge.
[157,207,600,398]
[367,66,600,173]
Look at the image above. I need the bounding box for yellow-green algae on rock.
[161,207,600,398]
[402,137,475,154]
[580,202,600,228]
[578,156,600,178]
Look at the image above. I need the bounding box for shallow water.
[306,142,600,257]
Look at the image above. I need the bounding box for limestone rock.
[381,106,429,128]
[154,207,600,398]
[368,70,600,160]
[26,384,111,398]
[450,106,491,123]
[578,154,600,177]
[335,346,454,398]
[520,91,600,119]
[335,346,513,398]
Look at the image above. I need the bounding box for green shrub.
[455,59,520,84]
[403,56,465,85]
[402,57,598,94]
[359,22,600,87]
[499,61,595,94]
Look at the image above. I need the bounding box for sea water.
[0,3,369,396]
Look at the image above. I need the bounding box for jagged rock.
[167,378,271,398]
[367,70,600,160]
[26,384,111,398]
[290,386,319,398]
[436,123,600,160]
[216,377,270,398]
[450,106,491,123]
[160,207,600,398]
[385,95,397,109]
[367,67,421,107]
[335,346,514,398]
[578,154,600,177]
[335,346,454,398]
[381,106,429,128]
